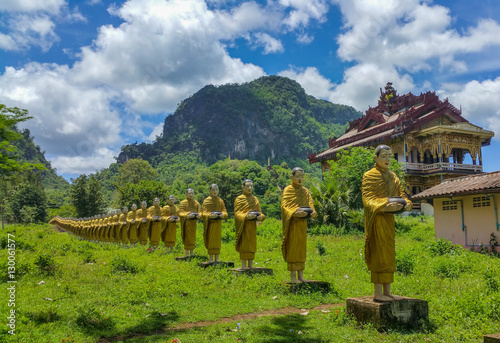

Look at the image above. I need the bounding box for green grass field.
[1,217,499,342]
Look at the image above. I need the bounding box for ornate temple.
[308,83,495,196]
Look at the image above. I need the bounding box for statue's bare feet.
[290,278,301,283]
[387,294,402,300]
[241,266,250,270]
[374,295,393,302]
[298,277,308,283]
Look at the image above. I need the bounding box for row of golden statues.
[51,146,412,300]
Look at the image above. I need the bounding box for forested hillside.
[117,76,361,166]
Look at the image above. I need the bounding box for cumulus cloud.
[279,66,335,99]
[0,63,121,174]
[253,32,284,54]
[441,78,500,140]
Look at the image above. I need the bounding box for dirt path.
[99,303,344,342]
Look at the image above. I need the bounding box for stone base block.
[287,280,330,294]
[198,261,235,268]
[485,333,500,343]
[230,267,274,276]
[346,296,428,331]
[175,255,208,262]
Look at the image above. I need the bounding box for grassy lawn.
[1,217,499,342]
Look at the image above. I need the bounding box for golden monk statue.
[127,203,139,246]
[362,145,412,301]
[147,197,163,251]
[137,201,151,246]
[111,209,121,244]
[234,179,265,269]
[118,207,130,247]
[202,184,228,263]
[281,167,317,283]
[161,195,180,252]
[179,188,201,257]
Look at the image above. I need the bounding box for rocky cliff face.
[118,76,361,165]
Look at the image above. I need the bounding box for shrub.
[75,306,114,331]
[34,254,56,275]
[427,238,463,256]
[27,308,61,323]
[110,255,139,274]
[433,256,469,278]
[396,250,415,275]
[315,241,326,256]
[484,268,499,293]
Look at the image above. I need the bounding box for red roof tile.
[412,171,500,199]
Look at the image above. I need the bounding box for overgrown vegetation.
[1,218,499,342]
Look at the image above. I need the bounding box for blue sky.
[1,0,500,180]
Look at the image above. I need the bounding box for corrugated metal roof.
[413,171,500,199]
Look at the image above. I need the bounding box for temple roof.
[308,83,494,164]
[412,171,500,199]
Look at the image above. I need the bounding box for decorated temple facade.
[308,83,495,196]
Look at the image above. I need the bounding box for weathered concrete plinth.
[484,333,500,343]
[346,296,428,331]
[175,255,208,262]
[287,280,330,293]
[230,267,274,276]
[198,261,235,268]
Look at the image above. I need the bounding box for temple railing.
[405,162,482,173]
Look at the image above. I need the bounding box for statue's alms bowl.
[169,215,179,221]
[188,212,199,219]
[247,210,261,221]
[211,211,223,220]
[387,196,407,214]
[297,206,314,219]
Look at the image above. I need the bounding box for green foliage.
[9,184,47,223]
[110,255,140,273]
[70,174,106,217]
[396,249,416,275]
[34,253,56,275]
[118,180,169,208]
[116,76,360,167]
[117,158,158,185]
[0,104,46,177]
[75,306,115,331]
[427,238,463,256]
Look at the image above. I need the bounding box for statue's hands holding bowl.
[382,203,403,213]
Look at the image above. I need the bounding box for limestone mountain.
[117,75,361,166]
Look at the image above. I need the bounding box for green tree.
[9,184,47,223]
[117,159,158,185]
[311,146,405,228]
[70,174,106,217]
[118,180,168,207]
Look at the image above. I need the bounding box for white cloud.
[7,14,59,51]
[145,122,164,143]
[279,66,335,99]
[0,0,65,14]
[441,78,500,140]
[0,63,121,174]
[253,32,284,54]
[50,148,118,175]
[279,0,329,30]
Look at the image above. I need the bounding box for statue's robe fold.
[161,205,179,247]
[281,184,315,271]
[179,199,201,250]
[202,196,228,255]
[127,209,139,244]
[362,165,412,284]
[234,194,265,260]
[136,207,150,245]
[147,205,163,247]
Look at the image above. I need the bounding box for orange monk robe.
[234,194,265,260]
[118,212,129,244]
[136,207,150,245]
[161,205,179,248]
[147,205,163,247]
[179,199,201,250]
[126,209,139,244]
[281,183,315,271]
[101,216,109,242]
[110,214,120,243]
[362,165,412,284]
[202,196,228,255]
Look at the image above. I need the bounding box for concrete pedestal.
[484,333,500,343]
[231,267,274,276]
[346,296,428,331]
[175,255,208,262]
[287,280,330,293]
[198,261,235,268]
